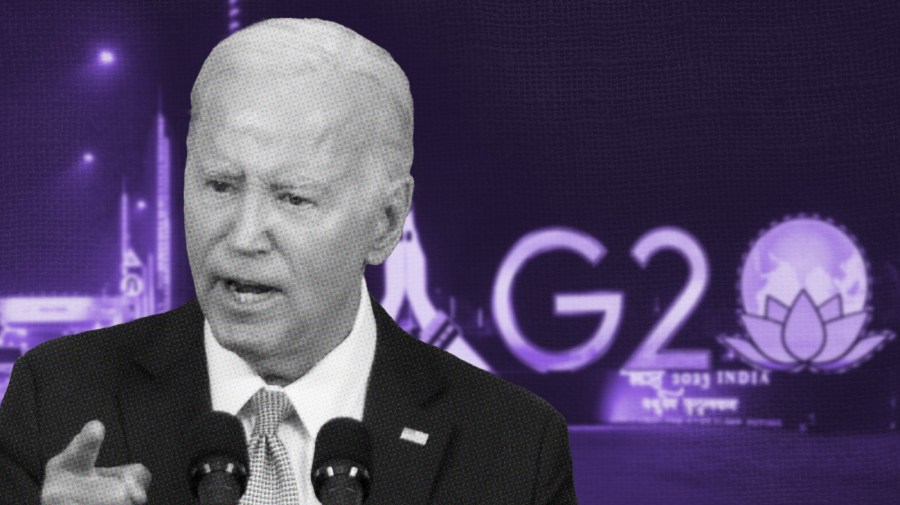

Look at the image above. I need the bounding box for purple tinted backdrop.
[2,1,899,503]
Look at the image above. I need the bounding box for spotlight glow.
[98,50,115,65]
[136,199,147,211]
[82,152,95,163]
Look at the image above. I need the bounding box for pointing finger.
[53,420,104,474]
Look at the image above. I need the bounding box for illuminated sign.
[492,226,711,373]
[376,214,898,428]
[720,216,895,373]
[608,369,772,425]
[0,297,98,323]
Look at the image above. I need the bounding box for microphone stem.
[196,472,242,505]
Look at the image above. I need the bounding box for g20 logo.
[491,218,894,374]
[720,217,894,373]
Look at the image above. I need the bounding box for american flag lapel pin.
[400,427,429,446]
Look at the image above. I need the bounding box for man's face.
[184,71,380,368]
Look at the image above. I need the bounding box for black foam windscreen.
[184,411,249,479]
[312,417,373,471]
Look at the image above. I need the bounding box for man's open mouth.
[222,279,280,304]
[225,279,277,294]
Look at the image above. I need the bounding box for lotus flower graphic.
[720,217,894,373]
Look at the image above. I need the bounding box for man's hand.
[41,420,152,505]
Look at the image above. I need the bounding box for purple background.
[2,1,899,502]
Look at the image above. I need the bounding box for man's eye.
[279,193,309,207]
[206,180,234,193]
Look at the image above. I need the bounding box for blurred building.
[0,108,173,398]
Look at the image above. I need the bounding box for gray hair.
[188,18,414,184]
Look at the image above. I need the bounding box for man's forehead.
[191,71,367,166]
[200,70,358,137]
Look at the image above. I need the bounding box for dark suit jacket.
[0,298,576,504]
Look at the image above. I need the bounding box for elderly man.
[0,19,576,504]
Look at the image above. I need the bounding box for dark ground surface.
[570,426,900,505]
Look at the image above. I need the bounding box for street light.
[98,50,115,65]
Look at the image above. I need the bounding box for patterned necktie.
[241,388,302,505]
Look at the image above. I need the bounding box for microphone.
[312,418,373,505]
[184,411,250,505]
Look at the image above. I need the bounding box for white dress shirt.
[205,279,377,504]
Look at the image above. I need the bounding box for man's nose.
[229,191,272,256]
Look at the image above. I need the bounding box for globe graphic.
[740,218,868,317]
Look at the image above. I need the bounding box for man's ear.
[366,174,413,265]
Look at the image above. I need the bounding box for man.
[0,19,576,504]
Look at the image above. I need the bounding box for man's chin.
[200,292,310,362]
[209,322,278,360]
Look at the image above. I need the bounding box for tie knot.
[250,388,294,436]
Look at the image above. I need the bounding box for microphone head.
[184,411,250,497]
[312,417,373,500]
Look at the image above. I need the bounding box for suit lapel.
[364,300,454,504]
[115,300,211,503]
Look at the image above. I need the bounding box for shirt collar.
[205,278,377,439]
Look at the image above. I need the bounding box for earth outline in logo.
[719,214,895,374]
